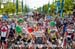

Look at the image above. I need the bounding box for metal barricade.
[12,45,26,49]
[9,44,63,49]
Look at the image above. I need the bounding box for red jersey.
[1,25,8,32]
[28,27,33,33]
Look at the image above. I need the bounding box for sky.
[2,0,54,9]
[24,0,54,9]
[19,0,54,9]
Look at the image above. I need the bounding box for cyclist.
[63,24,74,49]
[0,20,9,49]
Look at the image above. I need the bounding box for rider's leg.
[72,41,75,49]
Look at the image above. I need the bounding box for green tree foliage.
[37,3,56,14]
[4,2,16,14]
[50,3,56,13]
[43,4,48,14]
[37,0,74,14]
[37,7,41,13]
[64,0,74,13]
[0,2,22,14]
[24,5,30,14]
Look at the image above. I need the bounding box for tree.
[64,0,74,14]
[43,4,48,14]
[0,2,22,15]
[37,0,74,15]
[24,5,30,14]
[37,7,41,13]
[4,2,16,14]
[50,3,56,14]
[37,3,56,15]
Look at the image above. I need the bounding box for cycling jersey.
[16,25,22,36]
[1,25,8,37]
[50,27,58,43]
[66,29,74,43]
[51,33,56,39]
[11,23,16,30]
[28,27,34,33]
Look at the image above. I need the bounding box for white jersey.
[1,26,8,37]
[11,23,16,29]
[66,29,74,38]
[1,32,7,37]
[50,27,58,32]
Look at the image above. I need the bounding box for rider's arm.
[7,26,10,38]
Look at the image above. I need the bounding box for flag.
[56,1,60,14]
[57,1,60,7]
[61,0,64,18]
[16,0,18,15]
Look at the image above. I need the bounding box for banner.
[61,0,64,18]
[57,1,60,7]
[56,1,59,14]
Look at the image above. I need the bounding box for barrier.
[12,45,25,49]
[10,44,63,49]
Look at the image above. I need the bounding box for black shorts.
[66,37,72,43]
[0,30,1,35]
[1,37,6,44]
[9,29,15,37]
[9,34,14,37]
[13,29,15,33]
